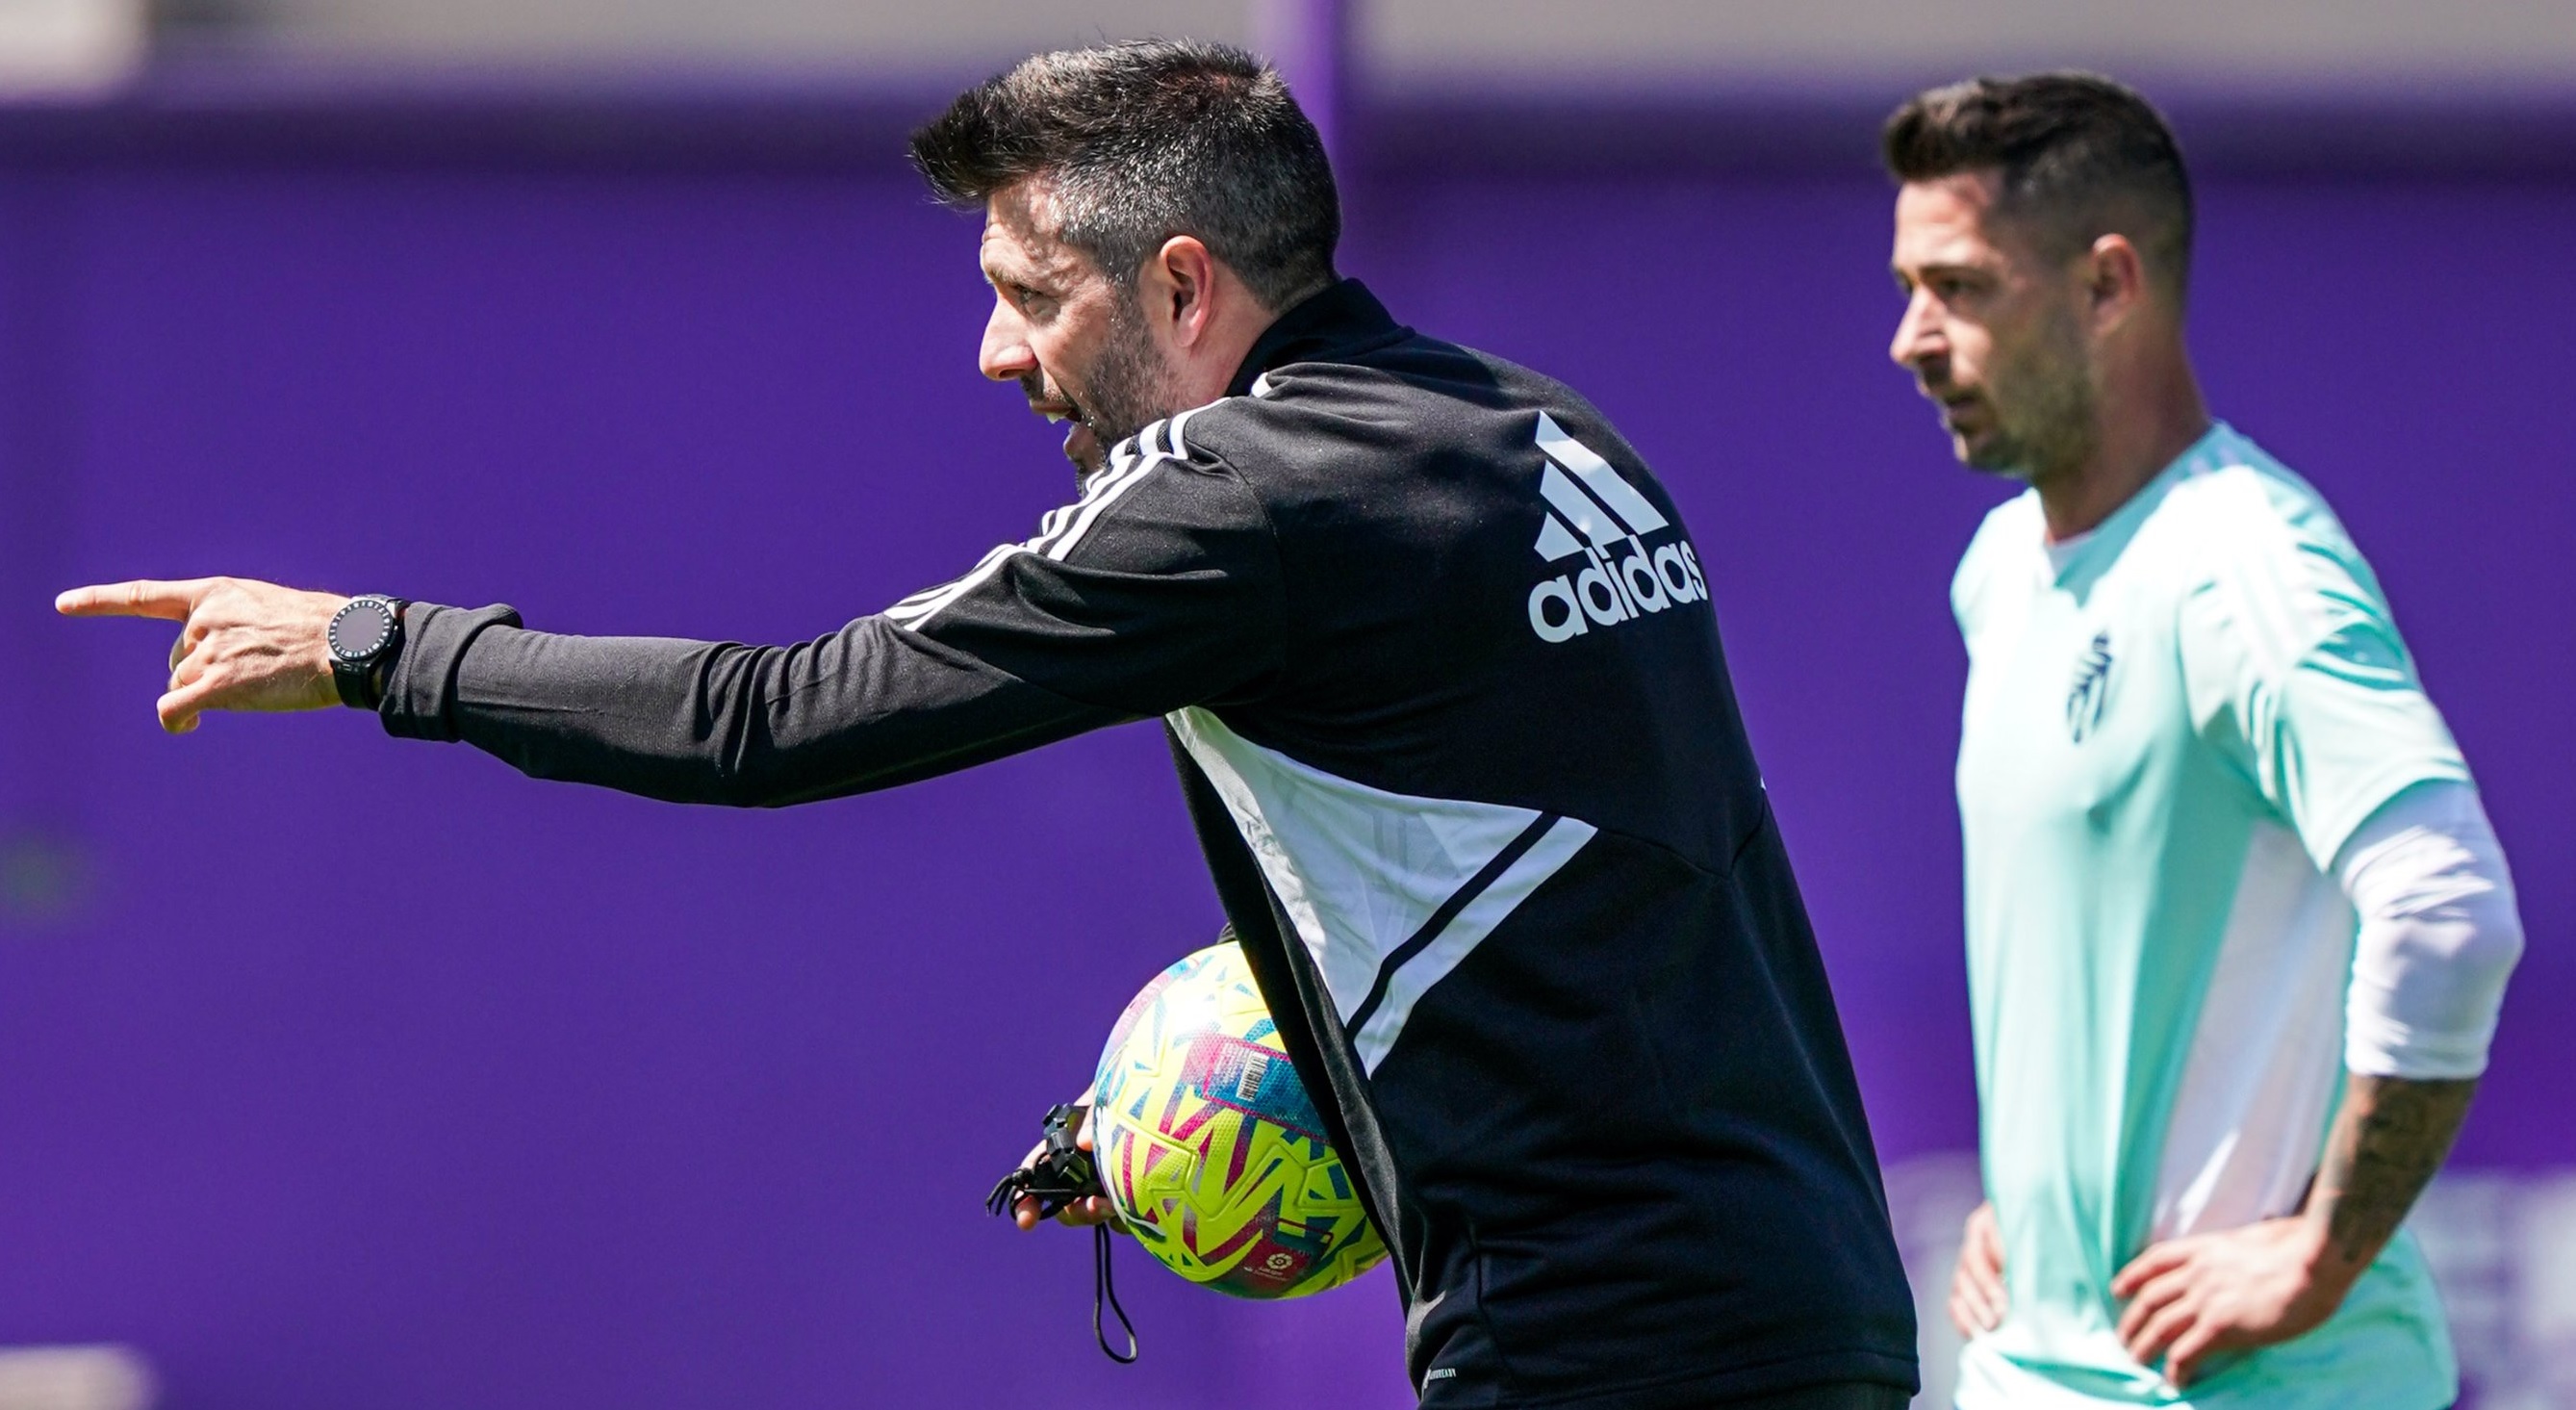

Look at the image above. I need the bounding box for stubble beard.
[1962,304,2098,487]
[1069,290,1181,478]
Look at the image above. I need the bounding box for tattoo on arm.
[2308,1074,2478,1269]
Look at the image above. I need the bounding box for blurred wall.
[0,50,2567,1410]
[136,0,2576,87]
[166,0,1251,64]
[1366,0,2576,87]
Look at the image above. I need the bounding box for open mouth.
[1029,398,1103,472]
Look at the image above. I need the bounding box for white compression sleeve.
[2336,781,2525,1080]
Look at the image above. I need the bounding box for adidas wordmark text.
[1522,413,1707,643]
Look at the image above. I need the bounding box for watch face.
[330,600,392,663]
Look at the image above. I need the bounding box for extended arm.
[59,452,1287,804]
[377,603,1133,807]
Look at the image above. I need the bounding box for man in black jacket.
[62,41,1915,1410]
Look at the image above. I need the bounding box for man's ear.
[1148,235,1220,347]
[2084,233,2150,333]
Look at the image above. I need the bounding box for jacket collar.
[1227,278,1410,397]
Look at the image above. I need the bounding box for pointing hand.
[57,577,350,733]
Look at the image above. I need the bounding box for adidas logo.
[1523,412,1708,644]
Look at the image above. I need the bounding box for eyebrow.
[1894,258,1987,281]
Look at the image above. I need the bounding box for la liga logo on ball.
[1092,942,1387,1298]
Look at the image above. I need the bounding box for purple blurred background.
[0,63,2566,1410]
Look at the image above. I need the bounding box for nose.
[980,295,1035,383]
[1889,287,1941,371]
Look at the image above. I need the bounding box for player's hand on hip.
[56,577,349,734]
[2112,1216,2354,1389]
[1949,1200,2007,1338]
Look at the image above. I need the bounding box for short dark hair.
[1882,73,2194,297]
[908,39,1339,311]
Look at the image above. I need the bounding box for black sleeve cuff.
[378,601,523,742]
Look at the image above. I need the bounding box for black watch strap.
[366,651,400,711]
[331,656,370,710]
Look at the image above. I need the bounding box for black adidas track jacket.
[377,280,1918,1408]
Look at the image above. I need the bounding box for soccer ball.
[1091,940,1388,1298]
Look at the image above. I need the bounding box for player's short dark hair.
[1882,73,2194,298]
[908,39,1339,312]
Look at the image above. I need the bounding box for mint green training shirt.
[1951,423,2468,1410]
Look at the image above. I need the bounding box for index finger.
[55,579,216,622]
[2110,1239,2189,1297]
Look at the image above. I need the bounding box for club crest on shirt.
[2067,631,2114,743]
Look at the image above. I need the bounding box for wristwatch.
[325,595,407,710]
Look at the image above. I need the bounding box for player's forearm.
[2300,783,2512,1278]
[382,602,1127,806]
[2301,1072,2477,1280]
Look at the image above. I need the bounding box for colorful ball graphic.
[1092,941,1388,1298]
